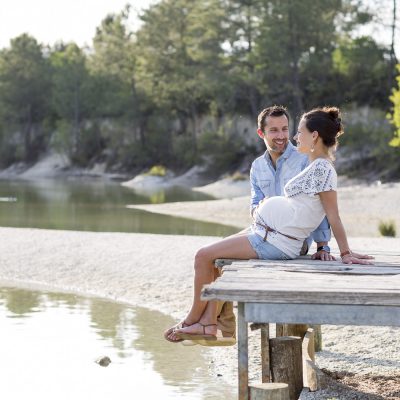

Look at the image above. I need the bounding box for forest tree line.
[0,0,399,179]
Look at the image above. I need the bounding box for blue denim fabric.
[249,142,331,245]
[250,143,307,207]
[247,232,292,260]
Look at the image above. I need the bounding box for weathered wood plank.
[244,303,400,326]
[202,282,400,306]
[222,263,400,275]
[211,275,400,289]
[206,279,400,291]
[222,261,400,270]
[213,269,400,283]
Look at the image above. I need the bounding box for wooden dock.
[202,252,400,400]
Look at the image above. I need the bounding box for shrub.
[146,165,167,177]
[231,171,247,181]
[378,220,396,237]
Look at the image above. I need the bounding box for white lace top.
[252,158,337,258]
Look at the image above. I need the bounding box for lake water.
[0,287,236,400]
[0,179,238,236]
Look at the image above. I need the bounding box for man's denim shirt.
[250,142,331,244]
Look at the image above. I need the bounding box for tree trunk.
[24,105,33,162]
[389,0,398,89]
[287,0,304,134]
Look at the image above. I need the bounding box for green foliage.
[145,165,167,177]
[0,1,396,178]
[389,65,400,147]
[231,171,247,181]
[198,128,246,175]
[338,106,400,179]
[378,220,396,237]
[340,107,393,154]
[332,37,391,107]
[170,133,200,169]
[0,34,51,162]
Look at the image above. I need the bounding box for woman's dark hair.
[258,105,290,132]
[302,106,343,148]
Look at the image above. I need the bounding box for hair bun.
[324,106,340,120]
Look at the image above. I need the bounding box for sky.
[0,1,398,55]
[0,0,157,49]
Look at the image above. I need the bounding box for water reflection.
[0,179,238,236]
[0,287,236,399]
[2,287,41,315]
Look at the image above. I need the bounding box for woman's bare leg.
[168,235,257,340]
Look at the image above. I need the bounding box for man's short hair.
[257,106,290,131]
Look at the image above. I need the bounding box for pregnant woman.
[165,106,373,344]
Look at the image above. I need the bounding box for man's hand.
[311,250,336,261]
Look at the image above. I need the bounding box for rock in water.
[95,356,111,367]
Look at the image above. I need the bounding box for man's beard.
[269,140,288,154]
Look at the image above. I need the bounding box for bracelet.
[340,250,352,258]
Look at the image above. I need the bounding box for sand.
[1,179,400,399]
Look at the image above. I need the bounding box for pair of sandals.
[164,301,236,347]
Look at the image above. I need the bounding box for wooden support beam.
[249,383,289,400]
[276,323,308,339]
[302,328,317,391]
[260,324,270,383]
[238,302,249,400]
[310,324,322,352]
[269,336,303,400]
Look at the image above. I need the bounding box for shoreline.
[128,181,400,238]
[1,227,399,399]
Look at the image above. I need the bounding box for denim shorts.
[247,232,292,260]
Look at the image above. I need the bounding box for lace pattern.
[284,158,337,197]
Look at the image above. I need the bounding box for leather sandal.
[164,320,189,343]
[175,322,218,341]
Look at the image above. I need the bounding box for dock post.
[238,302,249,400]
[260,324,270,383]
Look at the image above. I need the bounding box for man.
[250,105,334,260]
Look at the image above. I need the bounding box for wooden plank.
[245,303,400,326]
[221,269,400,277]
[207,276,400,287]
[222,259,400,271]
[211,279,400,290]
[238,302,249,400]
[202,286,400,306]
[216,269,400,283]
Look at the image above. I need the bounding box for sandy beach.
[1,178,400,399]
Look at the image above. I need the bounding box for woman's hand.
[341,252,374,265]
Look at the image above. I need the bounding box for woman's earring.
[310,143,315,153]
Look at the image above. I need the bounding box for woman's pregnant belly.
[256,196,295,231]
